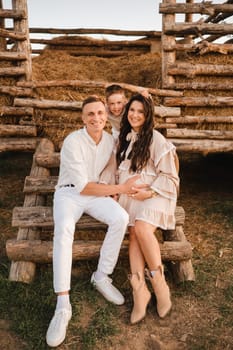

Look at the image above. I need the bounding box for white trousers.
[53,187,129,293]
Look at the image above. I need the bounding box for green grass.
[0,259,121,350]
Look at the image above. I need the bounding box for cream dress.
[117,129,179,230]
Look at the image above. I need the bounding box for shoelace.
[52,309,70,329]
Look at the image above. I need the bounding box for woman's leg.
[128,227,151,324]
[129,226,145,275]
[134,220,171,318]
[134,221,162,269]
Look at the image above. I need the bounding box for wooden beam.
[0,86,32,96]
[164,96,233,107]
[0,125,36,137]
[166,129,233,140]
[159,3,233,15]
[6,238,193,263]
[0,137,39,152]
[0,27,26,40]
[166,116,233,124]
[164,23,233,36]
[164,82,233,90]
[0,9,26,19]
[14,98,83,110]
[16,80,183,97]
[168,63,233,77]
[0,51,27,60]
[28,27,161,38]
[0,106,33,116]
[0,67,26,76]
[170,138,233,154]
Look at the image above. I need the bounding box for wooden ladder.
[6,138,195,284]
[0,0,38,153]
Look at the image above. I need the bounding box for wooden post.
[12,0,32,81]
[185,0,194,44]
[0,0,6,50]
[161,0,176,88]
[163,226,195,283]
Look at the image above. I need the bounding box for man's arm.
[80,175,142,196]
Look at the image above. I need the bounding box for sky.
[26,0,162,31]
[3,0,162,34]
[3,0,231,43]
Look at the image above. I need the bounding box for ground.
[0,151,233,350]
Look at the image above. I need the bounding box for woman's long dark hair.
[116,93,154,172]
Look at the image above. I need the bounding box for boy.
[105,84,127,140]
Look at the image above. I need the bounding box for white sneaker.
[46,307,72,347]
[91,273,125,305]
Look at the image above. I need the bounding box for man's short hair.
[105,84,126,99]
[82,95,105,111]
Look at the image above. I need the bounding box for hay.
[31,50,162,147]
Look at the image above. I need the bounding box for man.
[46,95,140,348]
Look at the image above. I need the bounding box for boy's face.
[107,93,127,118]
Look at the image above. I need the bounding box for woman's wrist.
[150,189,157,198]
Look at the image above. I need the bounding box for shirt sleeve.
[60,135,88,193]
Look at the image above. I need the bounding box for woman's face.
[127,100,146,132]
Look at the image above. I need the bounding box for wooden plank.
[12,206,185,228]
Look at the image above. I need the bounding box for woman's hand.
[128,186,151,201]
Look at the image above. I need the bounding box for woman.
[116,93,179,324]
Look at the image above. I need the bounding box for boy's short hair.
[82,95,105,111]
[105,84,126,99]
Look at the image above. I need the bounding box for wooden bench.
[6,138,195,284]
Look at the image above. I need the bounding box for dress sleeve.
[150,148,180,200]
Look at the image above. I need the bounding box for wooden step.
[6,238,193,264]
[12,206,186,228]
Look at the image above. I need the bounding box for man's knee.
[54,218,75,239]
